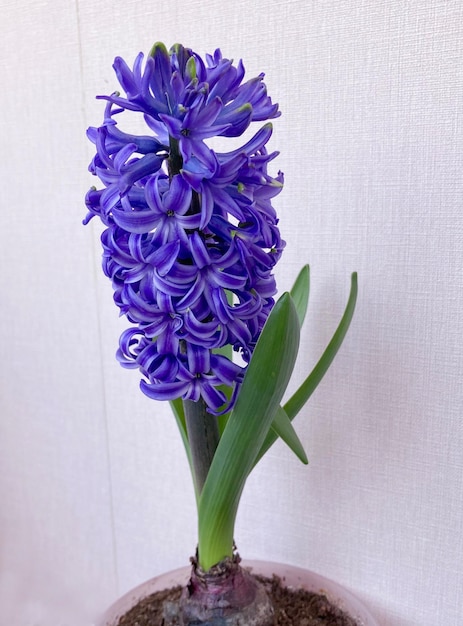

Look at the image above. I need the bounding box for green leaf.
[290,264,310,327]
[251,266,310,465]
[198,292,300,571]
[286,272,358,419]
[270,406,308,464]
[255,272,358,463]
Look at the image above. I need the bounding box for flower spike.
[85,44,283,414]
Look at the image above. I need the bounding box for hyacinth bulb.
[85,43,284,414]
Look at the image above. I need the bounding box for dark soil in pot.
[115,574,358,626]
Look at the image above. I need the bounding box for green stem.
[183,398,220,495]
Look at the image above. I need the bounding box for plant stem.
[168,136,183,179]
[183,398,220,495]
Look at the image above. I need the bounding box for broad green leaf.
[255,272,358,464]
[290,264,310,327]
[245,266,310,465]
[270,406,308,464]
[198,292,300,571]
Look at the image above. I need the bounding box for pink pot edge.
[98,560,379,626]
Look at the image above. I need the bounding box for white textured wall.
[1,1,462,624]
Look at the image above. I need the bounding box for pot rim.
[99,559,379,626]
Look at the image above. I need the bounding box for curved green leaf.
[285,272,358,419]
[198,292,300,571]
[290,264,310,327]
[254,272,358,464]
[270,406,308,464]
[251,265,310,465]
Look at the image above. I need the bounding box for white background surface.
[1,1,463,624]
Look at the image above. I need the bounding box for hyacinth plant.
[85,42,357,625]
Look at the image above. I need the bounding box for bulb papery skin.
[85,43,284,414]
[162,555,274,626]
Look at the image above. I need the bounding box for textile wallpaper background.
[1,1,462,624]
